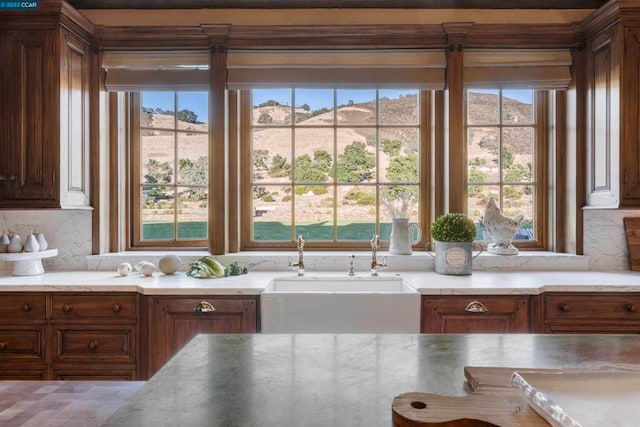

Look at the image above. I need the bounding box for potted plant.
[429,213,478,275]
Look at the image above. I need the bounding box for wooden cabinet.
[0,30,58,206]
[0,8,92,208]
[0,293,48,379]
[422,296,529,333]
[144,296,258,378]
[620,25,640,205]
[535,293,640,333]
[50,293,139,380]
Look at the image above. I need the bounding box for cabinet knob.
[8,174,16,181]
[465,300,488,313]
[62,304,73,313]
[0,175,4,181]
[21,304,32,312]
[626,304,638,313]
[193,301,216,313]
[112,303,121,312]
[560,303,571,312]
[0,341,7,350]
[87,340,98,350]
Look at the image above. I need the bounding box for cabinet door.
[0,30,58,206]
[422,296,529,333]
[147,297,257,376]
[622,26,640,204]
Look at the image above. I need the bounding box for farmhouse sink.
[260,275,420,333]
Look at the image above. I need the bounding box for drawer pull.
[112,303,121,312]
[560,303,571,312]
[0,341,7,350]
[626,304,638,313]
[21,304,32,312]
[87,340,98,350]
[62,304,73,313]
[193,301,216,313]
[465,301,488,313]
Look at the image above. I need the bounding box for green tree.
[144,159,173,201]
[467,167,486,197]
[386,153,417,182]
[504,163,531,183]
[257,112,273,124]
[253,149,270,171]
[258,99,280,107]
[502,146,515,169]
[177,109,198,124]
[268,154,291,178]
[313,150,332,173]
[300,103,310,111]
[381,139,403,157]
[336,141,375,183]
[295,154,327,182]
[178,157,208,200]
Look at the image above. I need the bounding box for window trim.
[239,89,432,251]
[129,92,209,250]
[463,89,549,251]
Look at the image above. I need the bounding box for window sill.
[87,250,589,272]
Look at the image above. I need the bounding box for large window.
[131,91,209,248]
[246,88,425,249]
[465,89,545,247]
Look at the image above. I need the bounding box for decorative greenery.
[430,213,476,242]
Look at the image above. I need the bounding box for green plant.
[431,213,476,242]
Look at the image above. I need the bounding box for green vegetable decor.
[430,213,476,242]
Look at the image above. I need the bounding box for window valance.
[463,49,572,89]
[226,49,446,89]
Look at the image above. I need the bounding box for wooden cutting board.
[624,217,640,271]
[392,367,550,427]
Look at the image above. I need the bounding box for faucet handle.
[296,235,305,250]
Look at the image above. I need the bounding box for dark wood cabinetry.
[0,293,48,379]
[422,295,529,333]
[620,26,640,204]
[0,8,92,208]
[144,296,258,378]
[535,293,640,333]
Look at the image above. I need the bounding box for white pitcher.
[389,218,421,255]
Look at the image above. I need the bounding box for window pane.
[177,134,207,185]
[177,186,207,240]
[253,88,292,125]
[295,88,333,126]
[253,185,292,241]
[295,185,334,241]
[337,89,376,125]
[141,185,175,240]
[254,128,292,183]
[470,184,500,227]
[294,128,334,183]
[502,127,534,183]
[379,89,418,125]
[502,90,533,125]
[338,185,376,241]
[141,132,175,185]
[503,185,534,242]
[177,92,208,131]
[335,134,376,184]
[379,128,418,156]
[380,130,419,183]
[468,128,499,182]
[467,89,499,125]
[142,92,175,129]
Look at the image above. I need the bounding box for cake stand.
[0,249,58,276]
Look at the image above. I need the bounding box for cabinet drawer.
[52,368,137,381]
[545,294,640,321]
[52,294,136,320]
[0,294,46,321]
[52,325,136,364]
[0,326,46,363]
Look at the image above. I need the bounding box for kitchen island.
[106,333,640,427]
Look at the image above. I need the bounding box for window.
[465,89,546,248]
[245,88,426,249]
[130,91,209,248]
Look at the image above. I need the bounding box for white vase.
[389,218,421,255]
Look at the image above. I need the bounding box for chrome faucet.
[370,234,387,276]
[288,235,305,276]
[348,254,356,276]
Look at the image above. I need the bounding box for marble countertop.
[105,333,640,427]
[0,269,640,294]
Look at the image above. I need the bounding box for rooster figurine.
[483,197,523,255]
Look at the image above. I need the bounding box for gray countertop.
[106,334,640,427]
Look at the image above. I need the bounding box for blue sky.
[142,88,533,123]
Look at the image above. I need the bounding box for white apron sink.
[260,275,420,333]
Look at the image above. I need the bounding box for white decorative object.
[7,233,23,253]
[158,254,182,275]
[0,249,58,276]
[117,262,132,276]
[36,232,48,251]
[24,233,40,252]
[389,218,421,255]
[135,261,155,276]
[483,197,524,255]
